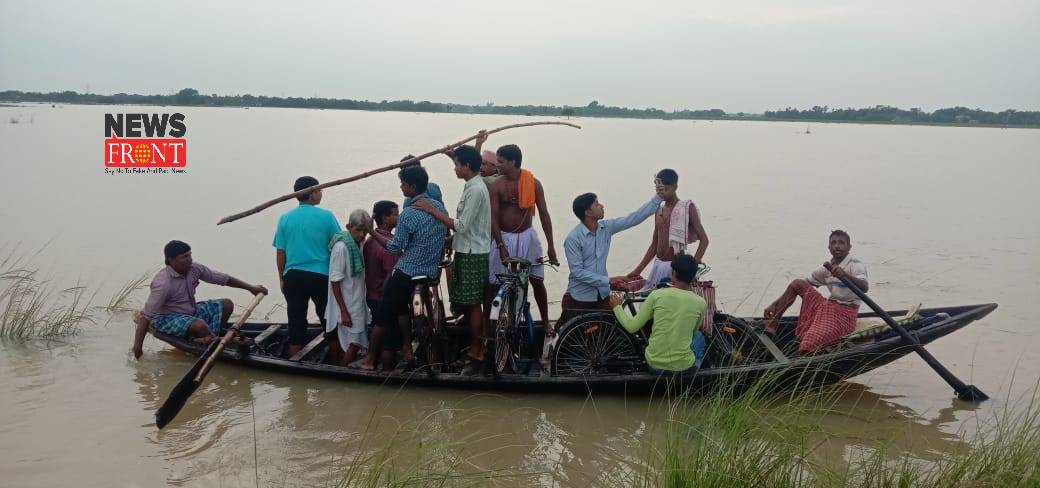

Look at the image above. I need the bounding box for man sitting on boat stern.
[359,166,448,371]
[132,240,267,359]
[762,230,868,354]
[557,190,663,332]
[609,254,705,375]
[273,176,342,357]
[411,144,492,375]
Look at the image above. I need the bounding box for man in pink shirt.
[363,201,400,318]
[132,240,267,359]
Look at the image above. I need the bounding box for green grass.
[0,247,151,342]
[628,372,1040,488]
[323,372,1040,487]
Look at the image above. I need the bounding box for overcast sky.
[1,0,1037,113]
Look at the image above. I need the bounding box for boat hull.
[151,304,996,395]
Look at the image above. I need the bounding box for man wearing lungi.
[412,144,492,374]
[132,240,267,359]
[762,230,869,354]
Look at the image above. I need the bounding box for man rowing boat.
[762,230,869,353]
[132,240,266,359]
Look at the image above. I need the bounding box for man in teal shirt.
[609,254,706,374]
[273,176,342,356]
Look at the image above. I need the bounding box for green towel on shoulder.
[330,232,364,277]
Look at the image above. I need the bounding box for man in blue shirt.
[555,191,662,333]
[358,165,448,371]
[273,176,342,357]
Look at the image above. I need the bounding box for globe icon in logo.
[132,144,152,164]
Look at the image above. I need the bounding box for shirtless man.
[487,142,559,333]
[627,169,709,287]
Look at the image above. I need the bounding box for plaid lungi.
[795,286,858,353]
[151,299,224,338]
[450,252,488,306]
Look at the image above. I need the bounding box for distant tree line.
[1,89,1036,127]
[764,105,1040,126]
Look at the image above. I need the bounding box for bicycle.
[550,280,759,376]
[549,290,648,376]
[408,260,449,375]
[488,256,556,375]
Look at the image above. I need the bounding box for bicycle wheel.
[423,288,444,374]
[550,312,642,376]
[492,291,518,375]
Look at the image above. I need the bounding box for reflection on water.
[1,105,1037,485]
[105,340,974,486]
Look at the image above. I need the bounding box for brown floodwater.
[0,104,1038,486]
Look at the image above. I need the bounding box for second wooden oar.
[823,263,988,402]
[155,293,266,429]
[217,121,581,225]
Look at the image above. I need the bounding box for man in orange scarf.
[488,143,559,349]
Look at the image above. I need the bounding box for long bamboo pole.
[217,121,581,225]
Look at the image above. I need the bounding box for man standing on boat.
[557,190,663,332]
[412,144,492,374]
[474,130,501,186]
[359,166,448,371]
[132,240,267,359]
[273,176,342,357]
[363,200,400,320]
[626,169,712,361]
[627,169,709,287]
[487,143,559,332]
[762,230,868,353]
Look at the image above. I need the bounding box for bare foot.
[351,357,376,371]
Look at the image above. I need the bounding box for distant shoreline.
[2,89,1037,129]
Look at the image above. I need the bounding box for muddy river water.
[1,105,1037,486]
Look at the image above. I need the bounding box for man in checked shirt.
[357,165,448,371]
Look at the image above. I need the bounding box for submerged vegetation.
[636,376,1040,487]
[0,249,148,342]
[2,89,1038,127]
[328,374,1040,487]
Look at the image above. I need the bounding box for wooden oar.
[155,293,266,429]
[217,121,582,225]
[823,263,988,402]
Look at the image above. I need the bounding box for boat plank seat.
[754,330,790,364]
[289,334,325,361]
[253,323,283,345]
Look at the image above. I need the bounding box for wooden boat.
[151,303,996,395]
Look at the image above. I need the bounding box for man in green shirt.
[411,144,491,373]
[609,254,706,374]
